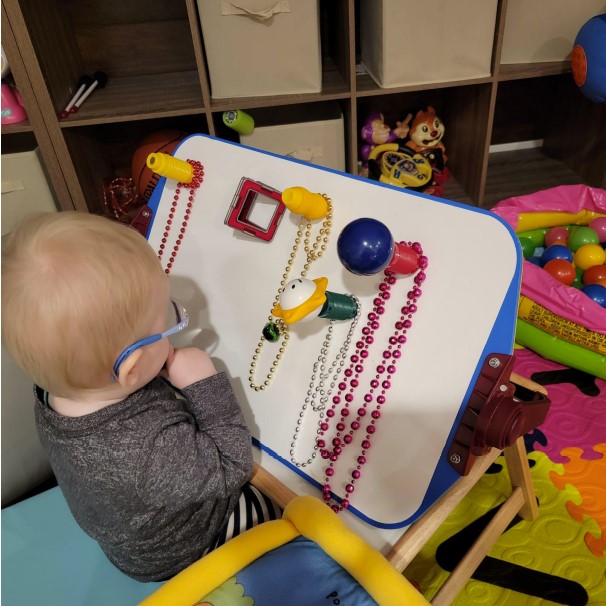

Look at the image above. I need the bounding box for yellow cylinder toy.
[146,152,194,184]
[282,187,328,221]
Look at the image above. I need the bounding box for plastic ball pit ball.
[581,283,606,308]
[544,226,569,247]
[583,264,606,287]
[589,217,606,243]
[540,244,573,266]
[574,243,606,270]
[567,226,599,251]
[519,237,536,259]
[543,258,576,286]
[572,267,585,288]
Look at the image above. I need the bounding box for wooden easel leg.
[503,436,539,521]
[430,487,525,605]
[386,448,501,572]
[250,462,298,508]
[430,438,540,604]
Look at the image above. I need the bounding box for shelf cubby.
[3,0,604,214]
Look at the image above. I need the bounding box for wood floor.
[483,148,586,209]
[441,147,587,209]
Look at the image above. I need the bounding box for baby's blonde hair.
[1,212,166,395]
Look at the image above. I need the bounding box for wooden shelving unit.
[2,0,605,216]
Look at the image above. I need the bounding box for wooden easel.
[251,372,547,606]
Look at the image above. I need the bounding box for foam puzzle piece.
[513,348,606,463]
[550,444,606,558]
[405,450,606,605]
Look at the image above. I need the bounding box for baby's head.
[1,212,167,397]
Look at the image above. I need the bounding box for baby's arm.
[162,346,217,389]
[137,372,253,507]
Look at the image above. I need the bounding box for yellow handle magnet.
[147,152,194,184]
[282,187,328,221]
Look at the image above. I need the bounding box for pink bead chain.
[157,159,204,274]
[319,242,428,512]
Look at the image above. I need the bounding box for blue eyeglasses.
[112,298,189,378]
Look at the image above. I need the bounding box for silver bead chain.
[289,295,361,468]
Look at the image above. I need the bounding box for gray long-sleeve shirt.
[34,372,253,581]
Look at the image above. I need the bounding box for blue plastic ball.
[572,14,606,104]
[337,218,394,276]
[540,244,573,266]
[581,283,606,308]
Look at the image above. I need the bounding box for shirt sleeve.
[136,372,253,508]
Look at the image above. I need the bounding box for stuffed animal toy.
[405,106,448,184]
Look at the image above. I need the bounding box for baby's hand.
[162,346,217,390]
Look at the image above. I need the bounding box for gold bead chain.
[249,196,333,391]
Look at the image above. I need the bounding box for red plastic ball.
[582,264,606,286]
[545,226,569,247]
[543,258,576,286]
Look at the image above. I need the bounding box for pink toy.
[1,82,27,124]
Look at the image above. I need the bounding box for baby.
[1,211,278,581]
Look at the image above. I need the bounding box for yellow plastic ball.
[574,243,606,270]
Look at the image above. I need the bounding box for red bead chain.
[319,242,428,512]
[157,159,204,274]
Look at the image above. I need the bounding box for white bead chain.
[289,295,361,468]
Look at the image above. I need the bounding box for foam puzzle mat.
[405,347,606,605]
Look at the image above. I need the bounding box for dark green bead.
[262,322,281,342]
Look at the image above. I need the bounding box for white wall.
[1,343,52,506]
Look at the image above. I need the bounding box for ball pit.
[492,185,606,378]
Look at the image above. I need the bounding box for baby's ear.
[116,348,144,389]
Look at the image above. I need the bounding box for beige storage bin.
[359,0,498,88]
[1,148,58,236]
[501,0,606,64]
[198,0,322,98]
[240,105,345,171]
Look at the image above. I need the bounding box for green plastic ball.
[519,236,536,259]
[567,226,599,252]
[572,266,585,288]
